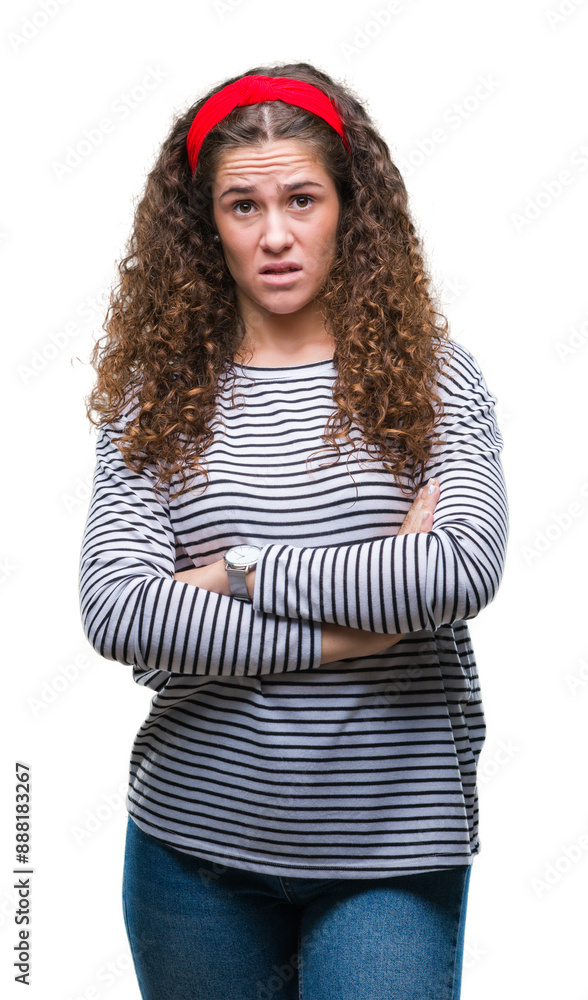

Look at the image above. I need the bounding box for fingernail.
[426,478,436,495]
[422,510,429,521]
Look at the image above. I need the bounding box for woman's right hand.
[319,478,441,665]
[396,477,440,536]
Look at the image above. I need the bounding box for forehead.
[212,140,328,191]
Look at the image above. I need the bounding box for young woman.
[79,62,509,1000]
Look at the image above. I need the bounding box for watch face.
[227,544,260,567]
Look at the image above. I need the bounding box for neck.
[234,293,334,365]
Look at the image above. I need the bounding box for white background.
[2,0,587,997]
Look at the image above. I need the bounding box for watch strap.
[225,565,252,602]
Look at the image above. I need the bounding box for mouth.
[259,262,302,274]
[259,264,302,285]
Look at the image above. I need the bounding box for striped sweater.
[78,339,509,878]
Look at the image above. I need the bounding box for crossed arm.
[78,343,508,679]
[173,480,441,665]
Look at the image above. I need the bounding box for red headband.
[186,74,351,175]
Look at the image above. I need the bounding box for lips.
[260,262,302,274]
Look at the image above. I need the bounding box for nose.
[259,211,294,253]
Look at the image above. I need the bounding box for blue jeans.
[122,815,472,1000]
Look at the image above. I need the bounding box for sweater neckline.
[230,356,336,379]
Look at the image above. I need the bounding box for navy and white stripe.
[78,339,508,878]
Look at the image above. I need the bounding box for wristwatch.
[224,544,261,602]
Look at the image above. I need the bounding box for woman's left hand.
[174,558,256,598]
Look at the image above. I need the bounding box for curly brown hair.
[85,60,454,502]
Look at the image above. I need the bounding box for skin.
[210,139,341,365]
[174,138,441,664]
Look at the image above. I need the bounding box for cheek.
[308,221,338,271]
[223,236,253,276]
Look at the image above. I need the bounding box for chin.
[260,297,311,315]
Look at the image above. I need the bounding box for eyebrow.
[218,180,325,200]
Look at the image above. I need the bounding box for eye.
[233,200,254,215]
[231,194,315,216]
[293,195,314,208]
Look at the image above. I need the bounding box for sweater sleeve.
[252,342,509,634]
[78,412,322,676]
